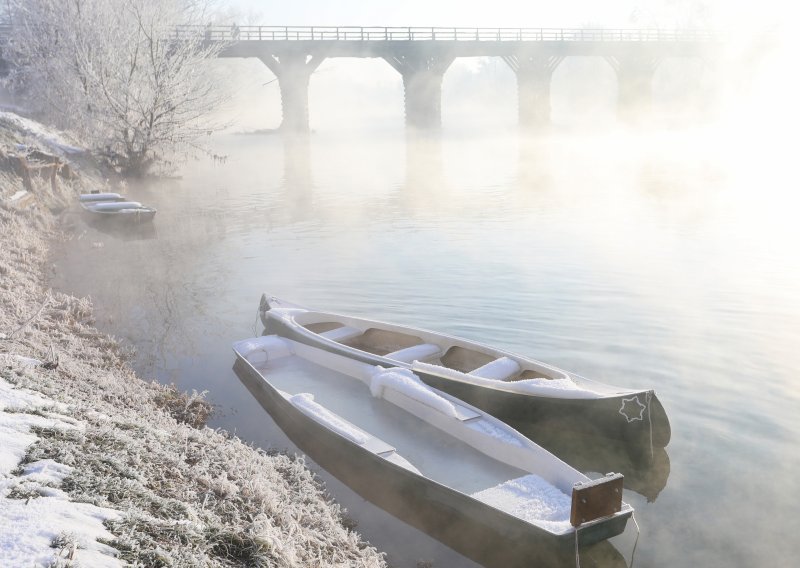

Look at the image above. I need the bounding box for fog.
[46,2,800,567]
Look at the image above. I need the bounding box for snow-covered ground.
[0,111,85,157]
[0,114,385,567]
[0,373,121,567]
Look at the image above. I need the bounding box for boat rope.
[575,510,641,568]
[252,306,261,336]
[630,512,641,567]
[646,391,654,462]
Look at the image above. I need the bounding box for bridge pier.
[605,54,661,124]
[503,54,564,130]
[258,52,326,132]
[385,52,455,131]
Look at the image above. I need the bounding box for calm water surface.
[51,127,800,567]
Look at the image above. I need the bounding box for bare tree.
[6,0,228,176]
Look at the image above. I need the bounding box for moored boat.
[80,196,156,223]
[232,335,633,566]
[259,295,671,454]
[78,192,125,203]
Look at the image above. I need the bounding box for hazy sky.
[226,1,788,30]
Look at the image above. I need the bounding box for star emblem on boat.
[619,396,646,423]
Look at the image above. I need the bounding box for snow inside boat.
[232,336,633,563]
[259,295,671,452]
[78,192,125,202]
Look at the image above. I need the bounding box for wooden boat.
[259,295,671,453]
[80,195,156,223]
[232,335,633,566]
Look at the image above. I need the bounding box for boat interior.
[236,335,631,536]
[260,353,529,495]
[302,319,561,382]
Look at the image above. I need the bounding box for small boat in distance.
[259,295,671,455]
[232,335,633,566]
[79,192,156,223]
[78,192,125,203]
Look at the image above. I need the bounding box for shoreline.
[0,115,386,566]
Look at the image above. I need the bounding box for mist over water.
[50,37,800,567]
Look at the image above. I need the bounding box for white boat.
[78,192,125,202]
[80,195,156,222]
[232,335,633,566]
[258,295,671,455]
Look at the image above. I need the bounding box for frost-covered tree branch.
[5,0,228,176]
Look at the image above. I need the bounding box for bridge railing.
[172,25,719,42]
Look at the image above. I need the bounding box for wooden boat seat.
[318,325,363,343]
[470,357,522,382]
[385,343,442,363]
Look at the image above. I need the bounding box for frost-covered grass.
[0,118,386,567]
[0,376,122,567]
[0,112,85,157]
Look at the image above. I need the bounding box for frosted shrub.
[6,0,229,176]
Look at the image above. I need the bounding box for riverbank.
[0,113,386,567]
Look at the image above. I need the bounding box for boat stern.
[258,293,272,327]
[648,392,672,447]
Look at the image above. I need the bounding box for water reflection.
[381,132,447,218]
[517,135,554,191]
[281,133,314,221]
[405,132,444,193]
[54,192,231,385]
[83,218,158,241]
[525,426,670,503]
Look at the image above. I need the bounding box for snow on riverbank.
[0,111,85,157]
[0,375,122,567]
[0,115,385,566]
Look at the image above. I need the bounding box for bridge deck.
[175,25,719,43]
[183,26,718,59]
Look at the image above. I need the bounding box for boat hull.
[233,355,630,568]
[263,312,670,454]
[82,208,156,223]
[413,371,669,458]
[80,198,156,224]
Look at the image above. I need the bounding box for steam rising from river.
[50,7,800,567]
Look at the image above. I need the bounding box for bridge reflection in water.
[175,25,721,132]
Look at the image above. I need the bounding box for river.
[50,125,800,567]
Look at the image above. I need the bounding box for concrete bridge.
[176,25,720,131]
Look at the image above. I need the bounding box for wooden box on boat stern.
[571,473,624,527]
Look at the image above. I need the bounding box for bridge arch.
[551,57,618,126]
[308,57,404,132]
[442,57,517,132]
